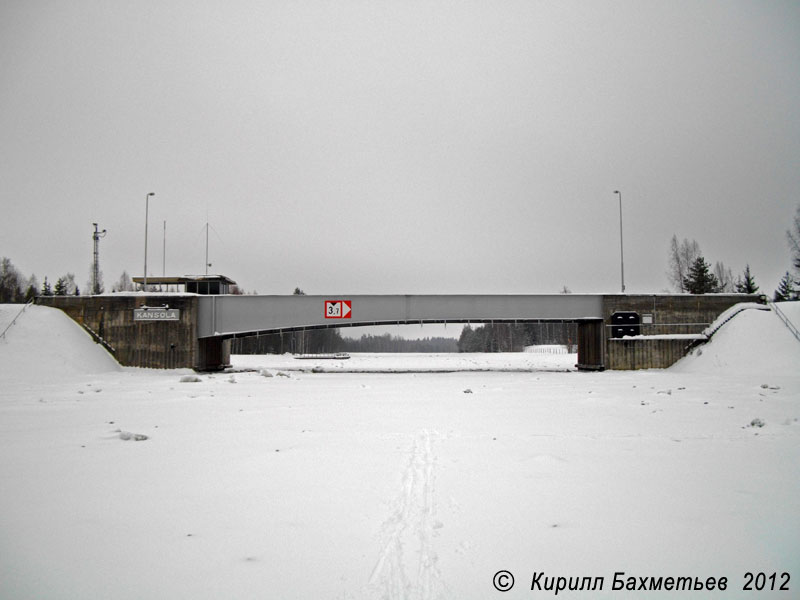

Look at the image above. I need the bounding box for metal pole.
[93,224,98,294]
[205,222,209,275]
[92,223,106,295]
[144,192,154,290]
[614,190,625,293]
[162,220,166,277]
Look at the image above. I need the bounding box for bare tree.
[713,262,734,292]
[667,235,701,292]
[62,273,78,295]
[0,257,24,303]
[87,262,104,294]
[112,271,135,292]
[788,204,800,279]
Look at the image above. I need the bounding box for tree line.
[0,262,245,302]
[457,322,577,353]
[230,329,458,354]
[667,234,796,299]
[0,259,137,303]
[230,320,579,355]
[665,204,799,299]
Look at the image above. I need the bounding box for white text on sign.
[133,308,180,321]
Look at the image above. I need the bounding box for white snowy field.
[1,304,799,599]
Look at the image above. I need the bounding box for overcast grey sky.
[2,1,799,306]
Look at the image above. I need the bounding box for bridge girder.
[197,294,605,339]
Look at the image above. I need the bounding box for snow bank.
[700,301,770,337]
[523,344,574,354]
[672,302,800,375]
[0,304,120,382]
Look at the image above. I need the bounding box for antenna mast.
[205,221,210,275]
[92,223,107,295]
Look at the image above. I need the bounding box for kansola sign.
[324,300,352,319]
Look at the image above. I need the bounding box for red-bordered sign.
[324,300,352,319]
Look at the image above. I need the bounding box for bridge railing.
[0,300,34,341]
[769,301,800,343]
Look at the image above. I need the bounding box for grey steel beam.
[197,294,604,338]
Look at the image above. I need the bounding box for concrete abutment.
[36,295,225,370]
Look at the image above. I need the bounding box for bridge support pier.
[196,337,231,371]
[576,319,605,371]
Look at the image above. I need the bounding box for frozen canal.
[1,304,798,599]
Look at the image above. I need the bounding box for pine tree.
[53,277,68,296]
[774,272,797,301]
[24,284,38,303]
[41,277,53,296]
[682,256,721,294]
[734,264,759,294]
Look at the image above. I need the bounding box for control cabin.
[132,275,237,295]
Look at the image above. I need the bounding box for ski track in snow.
[367,430,445,600]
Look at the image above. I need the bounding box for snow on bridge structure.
[37,291,764,371]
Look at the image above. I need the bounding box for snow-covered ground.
[233,350,576,373]
[1,303,798,599]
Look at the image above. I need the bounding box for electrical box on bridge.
[611,311,640,338]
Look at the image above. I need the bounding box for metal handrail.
[79,322,117,356]
[769,301,800,343]
[0,300,34,340]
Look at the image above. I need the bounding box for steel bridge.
[36,292,762,371]
[197,294,604,337]
[195,294,606,370]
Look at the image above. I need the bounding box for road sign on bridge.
[325,300,352,319]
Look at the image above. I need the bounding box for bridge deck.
[197,294,604,338]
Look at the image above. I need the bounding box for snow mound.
[672,302,800,375]
[0,304,120,381]
[700,302,770,337]
[118,431,149,441]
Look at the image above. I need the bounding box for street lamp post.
[614,190,625,293]
[144,192,155,291]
